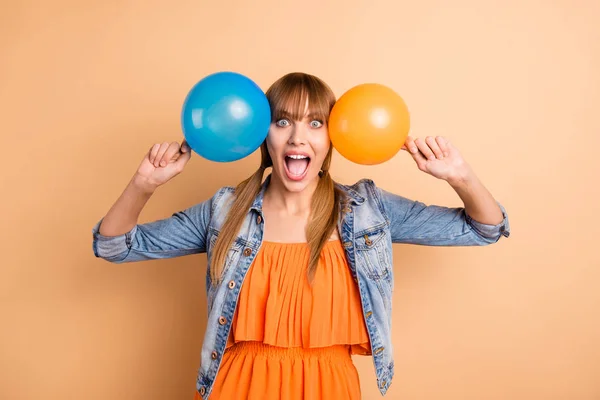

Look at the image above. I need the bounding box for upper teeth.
[288,155,308,159]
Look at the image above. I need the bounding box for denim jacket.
[92,176,510,398]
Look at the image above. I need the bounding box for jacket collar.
[250,174,365,214]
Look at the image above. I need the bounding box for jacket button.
[380,380,387,388]
[243,248,252,256]
[219,316,227,325]
[256,215,262,224]
[228,280,236,289]
[364,234,373,246]
[343,241,353,248]
[211,351,218,360]
[342,207,352,213]
[199,387,206,396]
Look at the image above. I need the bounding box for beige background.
[2,0,599,399]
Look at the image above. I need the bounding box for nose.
[288,123,307,146]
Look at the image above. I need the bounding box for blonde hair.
[210,72,345,284]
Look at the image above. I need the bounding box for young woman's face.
[266,109,330,193]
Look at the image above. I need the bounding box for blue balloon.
[181,72,271,162]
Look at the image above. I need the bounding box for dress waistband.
[225,341,353,361]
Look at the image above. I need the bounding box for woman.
[92,72,510,399]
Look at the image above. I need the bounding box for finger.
[180,140,191,153]
[154,142,170,167]
[414,137,435,160]
[425,136,444,159]
[404,136,418,154]
[174,146,192,171]
[149,143,160,164]
[436,136,450,157]
[409,146,429,171]
[160,142,182,167]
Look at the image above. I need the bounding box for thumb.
[174,146,192,170]
[180,140,191,153]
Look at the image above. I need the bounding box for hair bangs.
[266,73,336,123]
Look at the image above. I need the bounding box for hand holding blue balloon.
[181,72,271,162]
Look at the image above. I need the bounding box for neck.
[264,174,319,216]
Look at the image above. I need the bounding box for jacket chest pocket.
[206,232,243,310]
[355,228,393,283]
[208,233,243,274]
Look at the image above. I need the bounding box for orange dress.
[196,240,372,399]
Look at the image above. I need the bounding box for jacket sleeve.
[92,188,224,263]
[377,187,510,246]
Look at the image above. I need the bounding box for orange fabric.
[197,240,371,399]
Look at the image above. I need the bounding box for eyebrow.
[275,110,293,119]
[274,110,324,121]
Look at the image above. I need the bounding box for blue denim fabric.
[92,176,510,398]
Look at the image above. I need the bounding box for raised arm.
[379,136,510,246]
[92,140,213,262]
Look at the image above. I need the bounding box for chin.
[273,167,320,193]
[282,178,314,193]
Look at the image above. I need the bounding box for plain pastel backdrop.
[1,0,599,399]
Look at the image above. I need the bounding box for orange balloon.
[329,83,410,165]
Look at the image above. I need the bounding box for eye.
[275,119,290,127]
[310,120,323,128]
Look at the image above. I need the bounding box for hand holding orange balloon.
[329,83,410,165]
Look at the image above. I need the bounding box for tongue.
[287,158,309,176]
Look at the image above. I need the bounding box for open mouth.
[284,154,311,181]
